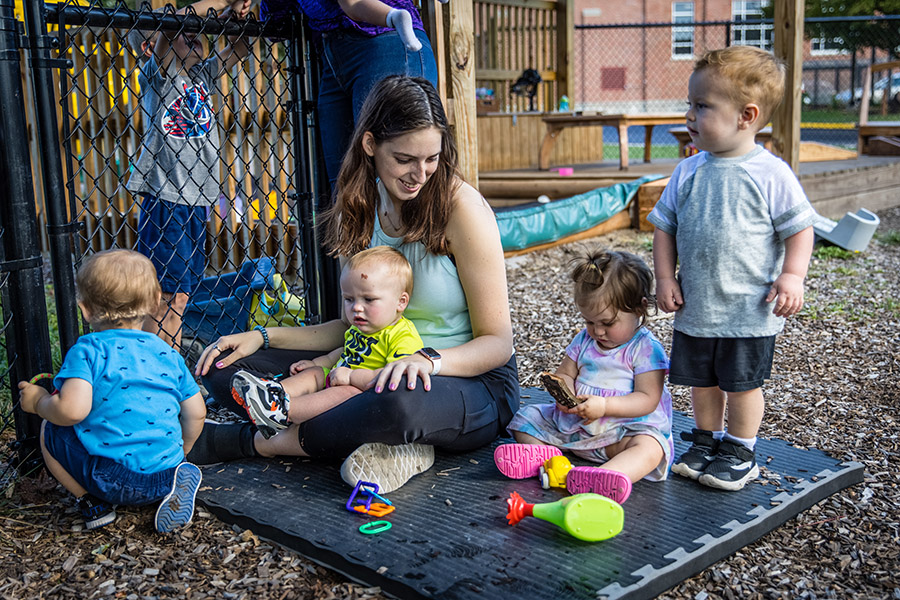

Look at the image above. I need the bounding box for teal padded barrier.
[495,174,666,251]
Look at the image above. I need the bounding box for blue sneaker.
[78,494,116,530]
[155,462,202,533]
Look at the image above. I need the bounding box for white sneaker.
[340,443,435,494]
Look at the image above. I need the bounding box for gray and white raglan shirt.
[126,55,222,206]
[647,146,817,338]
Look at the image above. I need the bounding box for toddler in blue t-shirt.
[18,249,207,532]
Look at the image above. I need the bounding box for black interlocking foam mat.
[197,390,863,599]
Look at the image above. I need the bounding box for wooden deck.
[481,154,900,220]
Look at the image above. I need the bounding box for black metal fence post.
[21,0,80,356]
[287,16,338,323]
[0,0,53,474]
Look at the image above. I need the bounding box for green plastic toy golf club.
[505,491,624,542]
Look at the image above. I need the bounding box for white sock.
[711,430,725,441]
[386,8,422,52]
[724,432,757,450]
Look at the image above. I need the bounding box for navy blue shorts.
[137,195,207,294]
[668,331,776,393]
[42,421,177,506]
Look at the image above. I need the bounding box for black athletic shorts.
[668,330,776,392]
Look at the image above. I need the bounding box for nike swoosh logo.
[393,352,411,358]
[730,461,753,471]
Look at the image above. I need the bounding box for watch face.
[420,347,441,360]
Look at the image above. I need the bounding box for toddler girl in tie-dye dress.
[496,249,673,503]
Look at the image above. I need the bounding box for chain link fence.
[574,16,900,153]
[1,0,330,486]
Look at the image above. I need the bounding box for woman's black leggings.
[203,348,520,458]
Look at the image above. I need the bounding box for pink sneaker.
[493,444,562,479]
[566,466,632,503]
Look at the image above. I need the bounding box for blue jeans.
[43,422,178,506]
[317,28,439,189]
[137,195,208,294]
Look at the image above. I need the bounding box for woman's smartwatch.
[417,347,442,376]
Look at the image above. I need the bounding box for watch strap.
[418,347,441,376]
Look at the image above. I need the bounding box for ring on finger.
[213,344,220,351]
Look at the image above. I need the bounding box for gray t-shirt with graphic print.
[647,146,817,338]
[126,56,221,206]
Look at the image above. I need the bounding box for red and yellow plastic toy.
[506,491,624,542]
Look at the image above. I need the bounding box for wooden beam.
[771,0,804,172]
[449,0,478,186]
[422,0,448,114]
[477,0,555,9]
[555,0,574,102]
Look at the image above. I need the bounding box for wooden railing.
[473,0,573,113]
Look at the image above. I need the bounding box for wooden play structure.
[539,113,684,171]
[857,59,900,156]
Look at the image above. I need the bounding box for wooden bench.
[539,113,685,171]
[858,60,900,156]
[668,126,774,157]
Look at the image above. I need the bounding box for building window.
[732,0,772,51]
[672,2,694,60]
[811,37,848,56]
[601,67,626,90]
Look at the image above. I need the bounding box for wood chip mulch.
[1,207,899,600]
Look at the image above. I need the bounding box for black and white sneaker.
[78,494,116,530]
[698,440,759,491]
[671,428,719,480]
[231,370,291,439]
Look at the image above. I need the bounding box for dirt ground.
[1,207,898,600]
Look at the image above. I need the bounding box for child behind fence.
[126,0,250,349]
[17,250,207,532]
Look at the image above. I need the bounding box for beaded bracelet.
[253,325,270,350]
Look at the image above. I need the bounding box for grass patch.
[880,298,900,315]
[813,245,856,260]
[875,230,900,246]
[0,285,66,414]
[833,265,858,277]
[603,144,680,161]
[801,107,900,123]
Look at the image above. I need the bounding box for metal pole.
[0,0,53,474]
[304,24,340,321]
[286,16,323,324]
[21,0,80,355]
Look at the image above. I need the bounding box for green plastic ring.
[359,520,392,535]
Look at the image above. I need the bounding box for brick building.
[573,0,853,112]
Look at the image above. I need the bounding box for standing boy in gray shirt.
[127,0,250,349]
[648,46,816,491]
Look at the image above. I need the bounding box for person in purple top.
[261,0,441,188]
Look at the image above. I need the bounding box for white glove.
[386,8,422,52]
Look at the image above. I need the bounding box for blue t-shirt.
[54,329,200,473]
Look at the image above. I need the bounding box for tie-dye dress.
[508,326,674,481]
